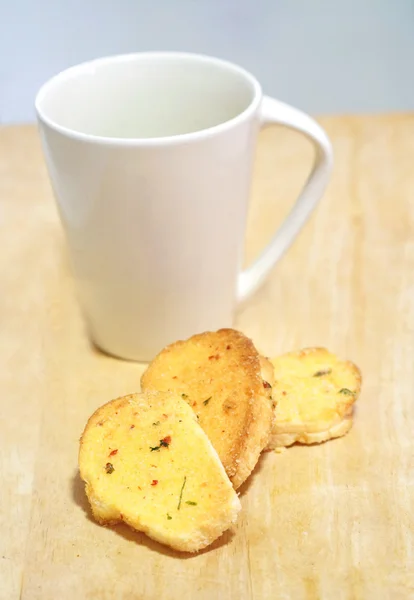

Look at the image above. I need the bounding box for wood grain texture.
[1,116,413,599]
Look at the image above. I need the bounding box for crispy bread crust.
[268,414,354,448]
[79,391,241,552]
[141,329,273,489]
[267,347,362,449]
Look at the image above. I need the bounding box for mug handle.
[237,95,333,302]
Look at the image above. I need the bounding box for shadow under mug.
[35,52,333,361]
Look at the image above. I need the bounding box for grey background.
[1,0,413,123]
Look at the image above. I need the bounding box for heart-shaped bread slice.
[79,391,241,553]
[267,347,362,448]
[141,329,274,489]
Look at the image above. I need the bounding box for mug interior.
[36,53,259,140]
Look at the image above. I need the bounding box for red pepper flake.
[130,424,135,429]
[263,381,272,389]
[208,354,220,360]
[282,391,287,396]
[109,449,118,457]
[192,401,197,407]
[120,513,124,520]
[226,345,231,350]
[150,436,172,452]
[162,414,168,419]
[151,480,158,486]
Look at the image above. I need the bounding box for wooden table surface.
[1,116,414,600]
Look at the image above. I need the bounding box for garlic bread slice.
[79,391,241,553]
[268,347,362,448]
[141,329,274,489]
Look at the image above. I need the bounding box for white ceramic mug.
[36,52,333,361]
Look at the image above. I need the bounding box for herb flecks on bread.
[79,391,241,553]
[141,329,274,489]
[267,347,362,448]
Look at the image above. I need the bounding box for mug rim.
[35,51,262,146]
